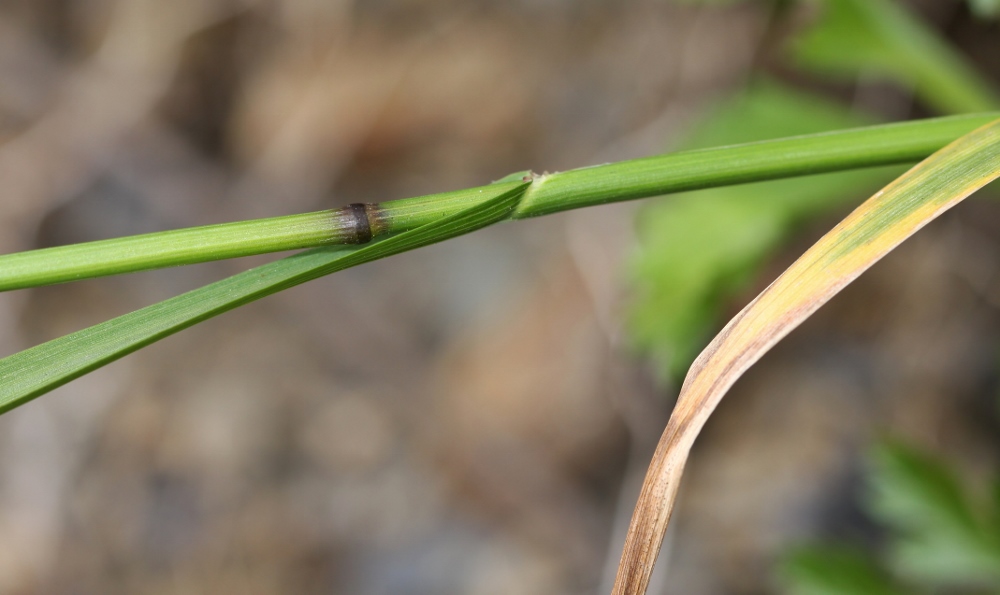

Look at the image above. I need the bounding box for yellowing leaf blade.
[612,118,1000,595]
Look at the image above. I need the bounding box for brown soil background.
[0,1,997,593]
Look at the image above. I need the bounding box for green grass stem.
[0,112,995,291]
[1,115,999,414]
[0,182,529,412]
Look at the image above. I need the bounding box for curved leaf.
[612,119,1000,595]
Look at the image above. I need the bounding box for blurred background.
[0,0,997,593]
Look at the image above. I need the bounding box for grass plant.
[0,100,997,595]
[0,113,993,291]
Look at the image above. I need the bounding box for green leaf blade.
[0,181,528,414]
[792,0,1000,114]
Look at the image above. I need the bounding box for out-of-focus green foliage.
[632,0,1000,588]
[968,0,1000,19]
[868,442,1000,585]
[781,442,1000,594]
[780,545,901,595]
[630,0,999,380]
[628,80,892,377]
[792,0,1000,114]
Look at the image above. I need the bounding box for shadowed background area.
[0,1,997,593]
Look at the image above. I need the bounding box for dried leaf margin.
[612,118,1000,595]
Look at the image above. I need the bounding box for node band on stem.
[0,112,995,292]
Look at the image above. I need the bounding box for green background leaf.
[867,442,1000,586]
[628,80,896,377]
[780,545,902,595]
[792,0,1000,113]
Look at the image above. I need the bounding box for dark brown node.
[330,202,390,244]
[347,203,372,243]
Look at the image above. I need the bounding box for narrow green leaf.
[792,0,1000,114]
[0,181,528,414]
